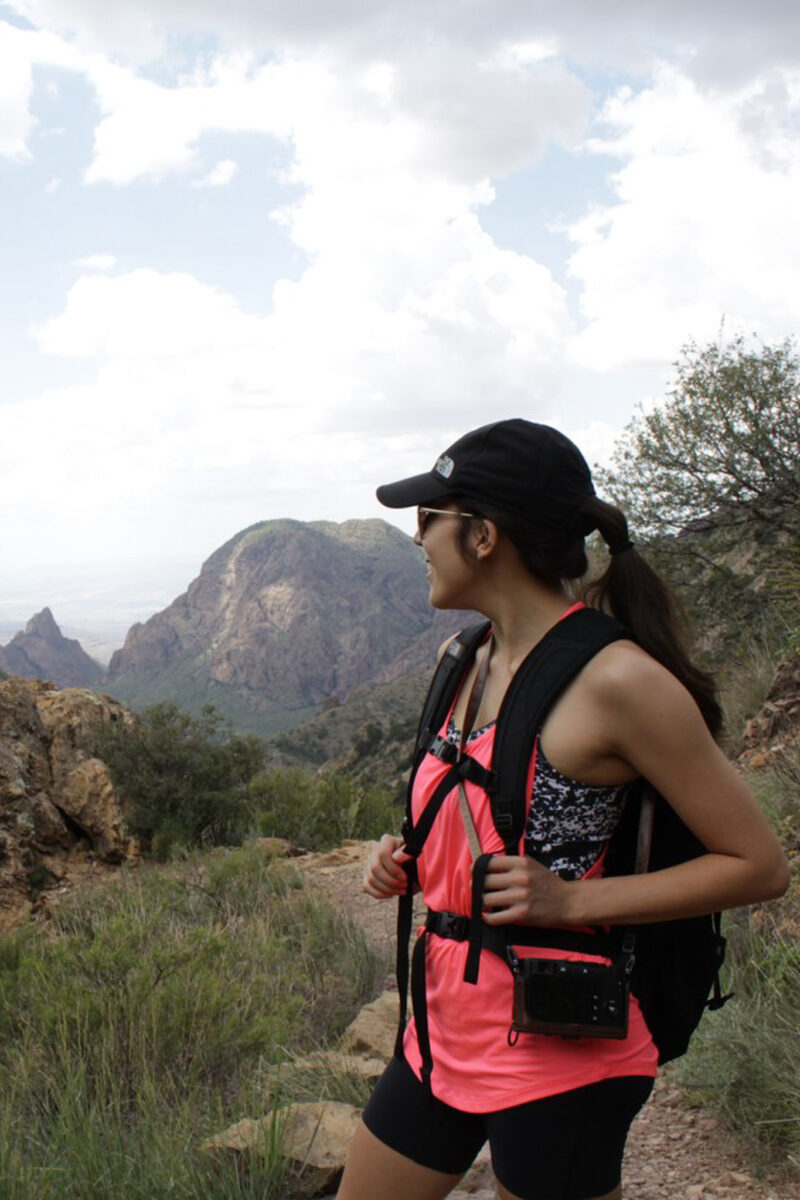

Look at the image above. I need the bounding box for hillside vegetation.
[0,845,387,1198]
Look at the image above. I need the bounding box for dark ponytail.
[578,496,722,737]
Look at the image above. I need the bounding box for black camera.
[510,956,630,1040]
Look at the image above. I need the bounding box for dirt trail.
[300,843,799,1200]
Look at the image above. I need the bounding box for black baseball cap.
[376,419,596,537]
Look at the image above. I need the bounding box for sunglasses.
[417,506,476,539]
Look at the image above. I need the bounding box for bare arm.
[483,649,790,928]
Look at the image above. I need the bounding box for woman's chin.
[428,584,457,610]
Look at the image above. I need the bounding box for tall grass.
[0,844,387,1198]
[675,914,800,1178]
[676,738,800,1179]
[717,636,782,752]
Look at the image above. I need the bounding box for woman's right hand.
[363,834,412,899]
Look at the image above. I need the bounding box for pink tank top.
[402,648,658,1111]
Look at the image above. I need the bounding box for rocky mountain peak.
[107,517,473,737]
[25,606,60,639]
[0,609,102,689]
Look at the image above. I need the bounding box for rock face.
[0,677,136,923]
[106,519,473,736]
[0,608,103,688]
[737,652,800,767]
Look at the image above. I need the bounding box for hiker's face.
[417,503,476,609]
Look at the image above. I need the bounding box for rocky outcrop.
[737,653,800,768]
[0,677,136,925]
[0,608,102,688]
[106,519,473,736]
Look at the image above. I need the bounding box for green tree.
[93,702,265,855]
[602,334,800,540]
[600,334,800,640]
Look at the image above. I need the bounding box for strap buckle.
[428,734,460,765]
[427,911,469,941]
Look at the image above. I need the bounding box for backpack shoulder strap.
[489,606,629,854]
[412,620,492,765]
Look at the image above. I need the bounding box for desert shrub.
[250,767,397,850]
[92,702,265,855]
[0,845,386,1197]
[353,721,382,759]
[675,913,800,1178]
[674,754,800,1178]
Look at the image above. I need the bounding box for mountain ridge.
[105,517,474,737]
[0,607,103,689]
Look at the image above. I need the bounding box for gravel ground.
[299,842,800,1200]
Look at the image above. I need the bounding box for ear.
[472,518,499,561]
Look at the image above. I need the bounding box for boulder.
[281,1101,361,1198]
[0,677,136,919]
[338,989,398,1061]
[29,792,72,850]
[57,759,132,862]
[203,1101,361,1199]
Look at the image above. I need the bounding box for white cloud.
[6,177,572,558]
[73,253,116,270]
[33,269,267,359]
[192,158,238,187]
[8,1,800,95]
[0,22,37,157]
[4,0,800,581]
[75,43,589,188]
[0,21,82,158]
[566,65,800,369]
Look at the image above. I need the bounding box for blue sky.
[2,1,800,633]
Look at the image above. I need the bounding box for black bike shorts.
[362,1055,654,1200]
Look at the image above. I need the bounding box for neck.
[481,582,573,674]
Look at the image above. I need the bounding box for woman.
[338,419,789,1200]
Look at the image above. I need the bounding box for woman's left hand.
[482,855,572,927]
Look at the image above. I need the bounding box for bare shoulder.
[580,639,707,737]
[583,639,689,700]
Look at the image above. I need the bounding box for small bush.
[92,702,265,854]
[250,767,397,850]
[676,912,800,1178]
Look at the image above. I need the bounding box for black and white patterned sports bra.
[444,714,627,881]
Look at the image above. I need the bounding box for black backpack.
[395,605,729,1084]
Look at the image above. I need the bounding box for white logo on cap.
[434,454,455,479]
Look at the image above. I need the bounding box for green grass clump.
[676,915,800,1178]
[0,844,387,1198]
[250,768,397,851]
[717,637,783,751]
